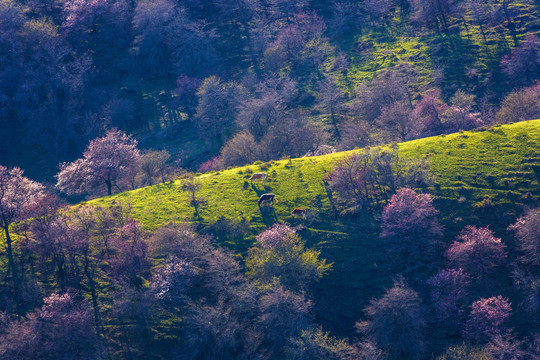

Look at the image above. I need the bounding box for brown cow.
[291,208,307,217]
[249,172,267,185]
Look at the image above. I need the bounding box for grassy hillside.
[93,120,540,232]
[90,119,540,335]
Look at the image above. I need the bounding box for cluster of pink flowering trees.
[346,181,531,359]
[3,153,540,359]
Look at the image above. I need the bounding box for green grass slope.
[93,120,540,233]
[90,119,540,334]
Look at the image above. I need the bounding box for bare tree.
[318,75,346,139]
[357,279,426,360]
[140,150,171,186]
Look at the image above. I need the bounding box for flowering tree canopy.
[381,188,442,251]
[464,296,512,342]
[427,268,471,323]
[0,165,44,228]
[446,226,507,275]
[56,129,141,196]
[246,223,331,291]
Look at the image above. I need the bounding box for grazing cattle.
[250,172,267,185]
[291,208,307,217]
[258,193,276,206]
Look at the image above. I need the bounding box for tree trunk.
[3,226,20,297]
[330,111,341,139]
[106,180,112,196]
[84,254,102,338]
[160,169,166,184]
[479,23,492,59]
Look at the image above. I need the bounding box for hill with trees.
[0,119,539,359]
[2,0,540,358]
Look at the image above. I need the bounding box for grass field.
[89,119,540,335]
[92,120,540,233]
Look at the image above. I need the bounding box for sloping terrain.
[91,119,540,334]
[93,120,540,232]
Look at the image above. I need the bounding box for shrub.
[258,283,313,355]
[151,256,199,306]
[198,157,223,173]
[286,328,367,360]
[149,223,211,260]
[205,216,249,240]
[437,343,489,360]
[496,84,540,124]
[220,132,260,167]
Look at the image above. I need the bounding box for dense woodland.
[1,0,540,359]
[1,0,539,182]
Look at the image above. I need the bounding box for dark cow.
[291,208,307,217]
[258,193,276,206]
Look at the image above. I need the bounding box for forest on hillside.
[1,0,540,359]
[1,0,539,184]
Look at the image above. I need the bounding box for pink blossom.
[256,222,297,249]
[446,226,507,275]
[464,296,512,342]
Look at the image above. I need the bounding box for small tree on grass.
[56,129,141,196]
[0,165,44,299]
[446,226,507,275]
[381,188,442,253]
[140,150,171,186]
[508,208,540,265]
[464,296,512,342]
[326,153,372,210]
[182,173,203,216]
[357,279,426,360]
[245,223,331,291]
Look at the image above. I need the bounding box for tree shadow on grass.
[251,183,272,197]
[259,205,278,227]
[190,198,205,222]
[322,180,339,220]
